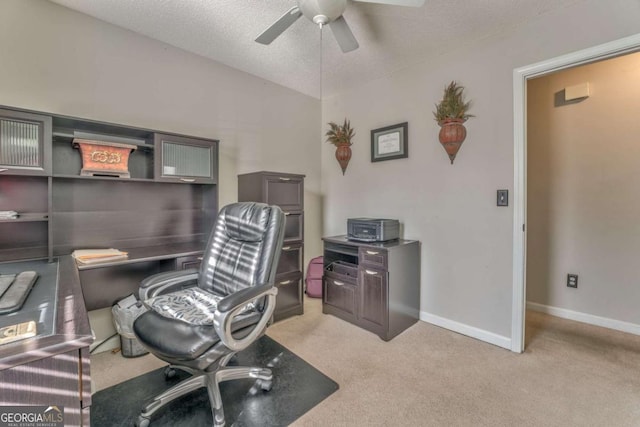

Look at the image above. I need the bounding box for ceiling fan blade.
[352,0,425,6]
[255,6,303,45]
[329,16,359,53]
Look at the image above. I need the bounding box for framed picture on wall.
[371,122,408,162]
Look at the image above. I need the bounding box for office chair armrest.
[139,268,199,300]
[214,284,278,352]
[216,283,273,312]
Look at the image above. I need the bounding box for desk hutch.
[0,105,219,425]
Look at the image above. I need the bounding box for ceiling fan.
[255,0,425,53]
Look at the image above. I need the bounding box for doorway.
[511,34,640,353]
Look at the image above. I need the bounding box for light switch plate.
[497,190,508,207]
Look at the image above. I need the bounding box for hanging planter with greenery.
[325,119,355,175]
[433,81,474,164]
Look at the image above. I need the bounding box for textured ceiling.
[48,0,585,98]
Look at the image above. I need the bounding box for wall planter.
[434,81,474,164]
[326,119,354,175]
[334,143,352,175]
[438,118,467,164]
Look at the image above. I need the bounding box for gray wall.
[0,0,322,349]
[0,0,322,261]
[321,0,640,342]
[3,0,639,348]
[527,52,640,325]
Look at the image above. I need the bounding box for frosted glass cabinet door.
[154,133,218,184]
[0,109,52,176]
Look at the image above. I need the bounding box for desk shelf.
[74,241,203,271]
[0,213,48,223]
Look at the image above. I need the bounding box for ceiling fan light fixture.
[256,0,425,51]
[312,15,330,25]
[299,0,347,23]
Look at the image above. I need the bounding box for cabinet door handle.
[284,212,291,216]
[365,269,379,276]
[279,280,291,285]
[279,177,291,181]
[197,257,203,261]
[366,250,379,255]
[281,246,292,251]
[333,280,344,286]
[179,178,196,182]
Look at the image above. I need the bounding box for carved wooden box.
[72,139,137,178]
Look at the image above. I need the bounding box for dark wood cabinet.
[154,133,218,184]
[0,108,52,176]
[238,171,305,321]
[322,235,420,341]
[358,266,388,334]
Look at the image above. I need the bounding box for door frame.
[511,33,640,353]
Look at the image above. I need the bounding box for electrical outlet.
[567,274,578,288]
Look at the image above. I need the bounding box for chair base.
[137,360,273,427]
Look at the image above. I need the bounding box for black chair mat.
[91,335,338,426]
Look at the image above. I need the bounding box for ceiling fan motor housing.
[298,0,347,25]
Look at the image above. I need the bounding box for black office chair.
[133,202,285,427]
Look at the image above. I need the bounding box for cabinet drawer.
[264,175,303,211]
[358,247,388,269]
[283,212,303,242]
[274,271,302,314]
[175,255,202,270]
[277,243,302,276]
[323,275,357,317]
[325,261,358,284]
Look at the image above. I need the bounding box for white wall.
[322,0,640,343]
[0,0,321,349]
[527,52,640,326]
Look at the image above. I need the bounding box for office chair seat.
[134,308,262,362]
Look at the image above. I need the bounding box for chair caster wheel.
[135,415,150,427]
[258,379,272,391]
[164,367,176,379]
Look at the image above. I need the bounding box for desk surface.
[322,235,418,248]
[0,256,93,370]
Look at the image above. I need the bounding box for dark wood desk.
[0,256,93,426]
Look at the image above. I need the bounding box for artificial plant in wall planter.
[434,81,474,164]
[326,119,355,175]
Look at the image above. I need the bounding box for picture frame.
[371,122,408,162]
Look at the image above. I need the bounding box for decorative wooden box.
[72,139,137,178]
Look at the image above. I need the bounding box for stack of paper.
[0,211,19,219]
[72,249,128,265]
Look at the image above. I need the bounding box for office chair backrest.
[198,202,285,297]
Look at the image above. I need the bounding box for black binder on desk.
[0,271,38,315]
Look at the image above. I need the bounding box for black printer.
[347,218,399,242]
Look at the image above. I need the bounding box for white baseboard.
[527,302,640,336]
[419,311,511,350]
